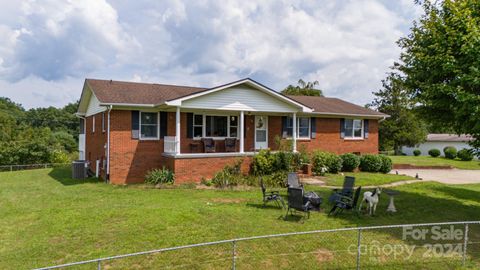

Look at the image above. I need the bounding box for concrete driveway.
[393,169,480,184]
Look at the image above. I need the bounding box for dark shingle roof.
[287,95,387,117]
[84,78,387,117]
[86,79,206,105]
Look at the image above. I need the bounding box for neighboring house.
[402,134,473,156]
[76,78,388,184]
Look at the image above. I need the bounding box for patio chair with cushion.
[285,187,312,220]
[260,177,285,209]
[225,138,237,152]
[328,186,362,216]
[287,172,303,188]
[202,138,216,153]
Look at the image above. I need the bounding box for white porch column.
[292,113,297,152]
[240,111,245,153]
[176,107,181,154]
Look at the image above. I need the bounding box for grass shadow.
[48,165,102,186]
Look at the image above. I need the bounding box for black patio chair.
[260,178,285,209]
[287,172,303,188]
[202,138,216,153]
[329,176,355,203]
[328,186,362,216]
[225,138,236,152]
[285,187,311,220]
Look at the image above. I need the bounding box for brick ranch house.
[76,78,387,184]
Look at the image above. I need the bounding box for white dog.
[358,188,382,215]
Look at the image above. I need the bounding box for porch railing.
[164,136,177,154]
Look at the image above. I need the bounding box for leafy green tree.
[369,73,428,153]
[281,79,323,96]
[395,0,480,155]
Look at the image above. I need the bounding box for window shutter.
[160,112,168,139]
[186,113,193,139]
[340,118,345,139]
[310,117,316,139]
[281,116,288,138]
[131,111,139,139]
[364,119,369,139]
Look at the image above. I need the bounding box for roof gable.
[166,78,312,112]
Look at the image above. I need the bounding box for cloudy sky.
[0,0,422,109]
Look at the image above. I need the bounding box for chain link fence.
[35,221,480,270]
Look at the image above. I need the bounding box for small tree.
[368,73,428,154]
[281,79,323,96]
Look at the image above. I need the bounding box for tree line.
[0,97,79,165]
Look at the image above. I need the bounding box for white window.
[102,113,105,133]
[193,114,238,138]
[193,114,203,138]
[286,116,310,139]
[92,116,95,133]
[229,116,238,138]
[140,112,159,139]
[344,119,363,139]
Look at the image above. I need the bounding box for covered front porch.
[156,79,313,158]
[161,108,308,158]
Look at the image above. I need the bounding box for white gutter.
[106,105,113,181]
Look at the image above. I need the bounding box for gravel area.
[392,169,480,184]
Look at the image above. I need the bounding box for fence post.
[97,260,102,270]
[356,228,362,270]
[463,223,469,266]
[10,165,13,172]
[232,240,236,270]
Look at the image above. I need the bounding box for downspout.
[106,105,113,182]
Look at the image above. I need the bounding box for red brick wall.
[99,110,379,184]
[108,110,173,184]
[85,113,108,179]
[169,156,252,184]
[303,118,378,154]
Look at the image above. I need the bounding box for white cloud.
[0,0,421,108]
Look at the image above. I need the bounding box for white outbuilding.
[402,134,473,156]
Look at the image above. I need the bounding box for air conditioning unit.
[72,160,88,179]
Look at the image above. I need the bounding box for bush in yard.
[413,149,421,156]
[312,151,342,175]
[359,154,383,172]
[145,167,174,185]
[262,171,288,187]
[272,151,293,172]
[443,146,457,159]
[251,149,274,175]
[457,149,474,161]
[49,150,71,164]
[379,155,393,174]
[340,153,360,172]
[212,160,244,188]
[428,149,441,157]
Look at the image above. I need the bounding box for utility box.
[72,160,87,179]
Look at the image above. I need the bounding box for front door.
[254,115,268,149]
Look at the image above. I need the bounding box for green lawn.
[323,172,416,186]
[1,166,480,269]
[390,155,480,170]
